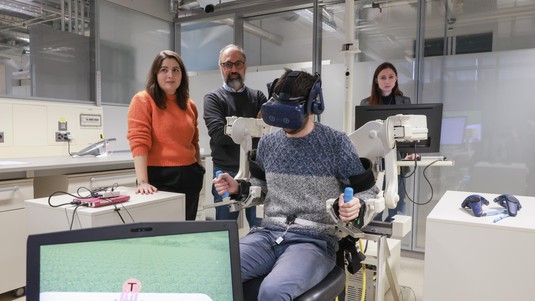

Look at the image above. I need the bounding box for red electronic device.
[74,195,130,208]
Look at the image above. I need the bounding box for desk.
[423,190,535,301]
[25,187,185,234]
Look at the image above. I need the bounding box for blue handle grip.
[344,187,353,203]
[216,170,229,198]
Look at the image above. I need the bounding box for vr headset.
[261,71,324,129]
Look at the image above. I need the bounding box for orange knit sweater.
[127,90,199,167]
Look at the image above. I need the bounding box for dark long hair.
[369,62,403,105]
[145,50,190,110]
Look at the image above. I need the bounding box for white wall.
[0,98,104,158]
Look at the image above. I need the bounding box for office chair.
[243,264,346,301]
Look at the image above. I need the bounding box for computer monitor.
[354,103,443,153]
[27,221,243,301]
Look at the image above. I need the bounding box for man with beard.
[203,44,267,227]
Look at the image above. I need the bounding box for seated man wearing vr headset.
[214,69,378,300]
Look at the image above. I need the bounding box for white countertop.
[0,149,211,180]
[0,151,134,180]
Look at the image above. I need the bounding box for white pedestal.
[424,190,535,301]
[25,187,185,234]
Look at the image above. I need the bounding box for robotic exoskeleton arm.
[204,117,272,212]
[348,114,427,209]
[326,114,427,237]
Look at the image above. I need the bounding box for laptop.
[27,221,243,301]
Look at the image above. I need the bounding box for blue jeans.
[374,175,406,222]
[240,229,335,301]
[212,167,258,227]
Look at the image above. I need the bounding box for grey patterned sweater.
[250,122,378,250]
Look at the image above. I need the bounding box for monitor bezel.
[26,221,243,301]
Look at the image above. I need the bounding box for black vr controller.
[461,194,489,217]
[494,194,522,217]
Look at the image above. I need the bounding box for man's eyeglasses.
[220,61,245,70]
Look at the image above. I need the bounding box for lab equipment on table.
[71,138,116,157]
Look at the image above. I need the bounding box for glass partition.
[244,9,313,66]
[30,25,90,101]
[180,20,233,72]
[0,0,172,105]
[413,0,535,251]
[0,0,90,101]
[98,1,172,105]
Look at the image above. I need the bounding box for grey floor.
[386,251,424,301]
[0,251,424,301]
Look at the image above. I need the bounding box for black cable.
[49,185,129,230]
[402,159,439,206]
[118,202,136,223]
[67,140,73,156]
[399,285,417,301]
[48,190,91,207]
[77,186,94,197]
[69,204,82,230]
[76,183,120,198]
[113,204,126,224]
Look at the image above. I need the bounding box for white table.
[25,187,185,234]
[423,190,535,301]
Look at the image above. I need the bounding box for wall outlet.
[56,131,70,142]
[0,131,4,143]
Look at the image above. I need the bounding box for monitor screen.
[27,221,243,301]
[354,103,444,153]
[441,116,466,145]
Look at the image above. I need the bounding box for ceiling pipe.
[60,0,64,31]
[170,0,177,14]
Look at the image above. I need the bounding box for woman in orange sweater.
[127,50,205,220]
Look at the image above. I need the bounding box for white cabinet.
[25,187,185,234]
[424,190,535,301]
[0,179,33,295]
